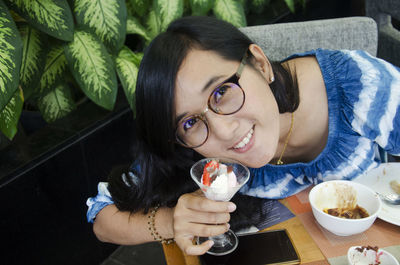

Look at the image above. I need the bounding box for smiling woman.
[86,16,400,256]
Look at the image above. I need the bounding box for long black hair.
[108,16,299,222]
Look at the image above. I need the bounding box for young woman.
[87,16,400,255]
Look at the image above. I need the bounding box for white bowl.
[347,246,399,265]
[309,180,381,236]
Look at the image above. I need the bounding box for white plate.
[353,163,400,226]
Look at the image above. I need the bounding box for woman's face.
[174,45,280,168]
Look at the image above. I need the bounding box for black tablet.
[201,229,300,265]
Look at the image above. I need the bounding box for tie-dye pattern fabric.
[241,49,400,199]
[86,49,400,222]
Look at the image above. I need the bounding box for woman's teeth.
[234,128,254,149]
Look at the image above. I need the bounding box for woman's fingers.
[172,191,236,255]
[188,211,231,224]
[185,240,214,256]
[192,223,231,238]
[175,236,215,256]
[175,222,230,238]
[175,198,232,224]
[178,191,236,213]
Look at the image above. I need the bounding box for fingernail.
[228,203,236,212]
[226,223,230,229]
[208,240,215,247]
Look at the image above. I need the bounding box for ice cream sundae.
[190,157,250,255]
[200,159,240,201]
[347,245,399,265]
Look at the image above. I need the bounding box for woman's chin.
[241,155,273,168]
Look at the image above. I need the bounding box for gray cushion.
[365,0,400,67]
[240,17,378,62]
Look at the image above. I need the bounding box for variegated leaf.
[74,0,127,53]
[146,9,161,41]
[115,46,141,112]
[37,83,75,123]
[154,0,183,32]
[18,23,46,100]
[64,30,117,110]
[126,15,151,41]
[284,0,295,13]
[128,0,150,17]
[0,0,22,112]
[213,0,247,27]
[189,0,213,15]
[5,0,74,41]
[0,87,23,140]
[36,43,67,95]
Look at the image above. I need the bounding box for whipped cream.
[202,162,238,201]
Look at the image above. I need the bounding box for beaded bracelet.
[148,204,175,245]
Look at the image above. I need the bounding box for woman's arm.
[93,204,174,245]
[92,191,236,255]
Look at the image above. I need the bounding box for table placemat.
[286,187,400,263]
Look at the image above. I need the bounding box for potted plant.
[0,0,303,143]
[0,0,257,142]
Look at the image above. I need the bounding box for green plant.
[0,0,300,141]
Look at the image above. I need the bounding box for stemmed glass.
[190,157,250,256]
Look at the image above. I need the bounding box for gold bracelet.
[148,204,175,245]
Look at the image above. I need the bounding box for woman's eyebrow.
[202,75,225,92]
[175,112,188,125]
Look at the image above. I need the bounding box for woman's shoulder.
[283,48,385,69]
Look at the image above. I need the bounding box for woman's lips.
[231,126,255,153]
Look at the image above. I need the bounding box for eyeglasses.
[175,53,247,148]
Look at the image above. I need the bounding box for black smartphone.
[200,229,300,265]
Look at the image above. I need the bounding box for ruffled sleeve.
[337,50,400,155]
[86,182,113,223]
[86,171,139,223]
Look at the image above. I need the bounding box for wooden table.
[162,199,328,265]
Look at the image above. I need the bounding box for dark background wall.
[1,98,135,265]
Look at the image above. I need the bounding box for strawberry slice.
[202,160,219,186]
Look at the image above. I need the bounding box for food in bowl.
[324,204,369,219]
[347,245,399,265]
[309,180,382,236]
[317,182,370,219]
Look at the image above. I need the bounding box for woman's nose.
[205,112,239,140]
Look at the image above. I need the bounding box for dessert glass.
[190,157,250,256]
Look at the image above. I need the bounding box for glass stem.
[211,233,232,247]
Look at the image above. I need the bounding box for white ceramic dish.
[347,246,399,265]
[309,180,381,236]
[353,163,400,226]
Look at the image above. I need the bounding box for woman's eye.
[213,85,229,103]
[183,118,198,131]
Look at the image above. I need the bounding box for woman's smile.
[231,125,255,152]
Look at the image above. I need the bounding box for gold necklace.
[276,112,294,165]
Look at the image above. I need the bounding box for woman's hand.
[173,190,237,255]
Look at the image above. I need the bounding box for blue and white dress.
[87,49,400,223]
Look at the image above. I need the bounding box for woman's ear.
[248,44,274,83]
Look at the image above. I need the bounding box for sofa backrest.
[240,17,378,62]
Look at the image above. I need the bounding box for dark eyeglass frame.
[175,52,248,148]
